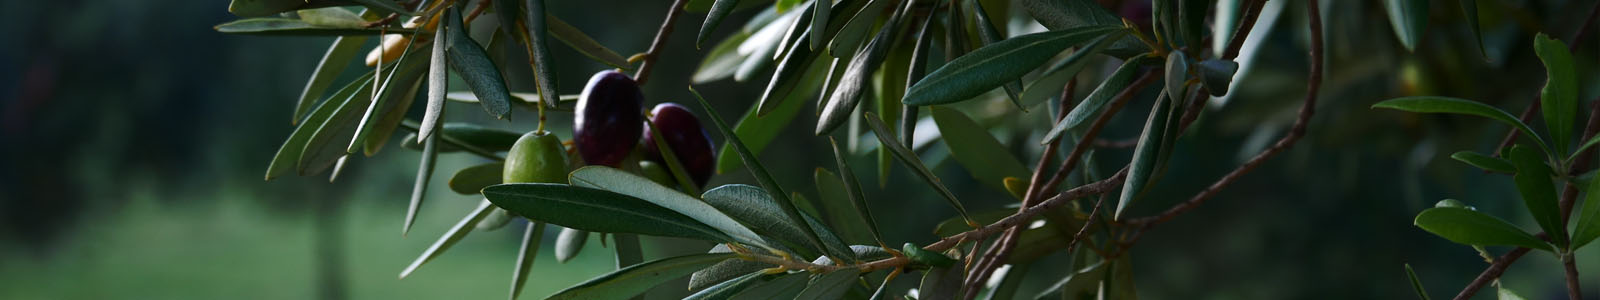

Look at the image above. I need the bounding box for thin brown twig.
[1126,0,1323,229]
[1453,241,1535,300]
[966,73,1155,294]
[962,76,1081,297]
[1221,0,1267,61]
[462,0,491,24]
[632,0,690,85]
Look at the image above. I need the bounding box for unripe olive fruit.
[574,70,644,167]
[641,103,715,187]
[637,161,676,187]
[504,131,569,184]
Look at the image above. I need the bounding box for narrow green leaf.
[1534,33,1577,154]
[816,7,906,135]
[228,0,327,17]
[918,257,965,299]
[524,0,560,109]
[546,253,738,300]
[988,264,1031,300]
[362,64,426,156]
[510,221,546,300]
[810,245,893,265]
[1042,55,1158,144]
[930,106,1030,191]
[1571,165,1600,249]
[1404,264,1431,300]
[399,200,496,278]
[1372,97,1550,155]
[477,207,514,231]
[772,2,815,61]
[795,269,860,300]
[1508,145,1567,247]
[828,137,885,246]
[874,31,914,185]
[689,244,773,291]
[349,0,410,17]
[810,0,829,50]
[567,167,770,248]
[546,15,630,69]
[448,162,503,194]
[714,58,828,173]
[1032,261,1105,300]
[1383,0,1429,52]
[445,7,513,119]
[266,70,373,180]
[905,26,1121,106]
[1017,0,1147,57]
[214,18,415,36]
[1018,33,1119,107]
[695,31,751,83]
[1107,255,1137,299]
[349,39,428,155]
[686,272,767,300]
[700,0,744,48]
[1449,151,1515,173]
[420,18,449,141]
[1414,207,1552,251]
[815,167,876,245]
[1458,0,1487,59]
[402,122,523,152]
[298,69,377,176]
[826,0,891,57]
[691,87,827,255]
[1195,59,1238,97]
[702,184,855,260]
[865,112,973,222]
[1115,92,1179,220]
[553,227,588,263]
[757,29,820,116]
[404,120,441,235]
[296,35,370,125]
[644,120,705,196]
[731,273,811,299]
[484,183,736,242]
[969,0,1026,110]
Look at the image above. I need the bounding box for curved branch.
[632,0,690,84]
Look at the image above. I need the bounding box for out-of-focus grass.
[0,184,617,299]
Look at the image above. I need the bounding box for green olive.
[637,160,676,187]
[504,131,570,184]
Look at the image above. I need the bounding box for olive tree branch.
[964,77,1082,296]
[631,0,690,85]
[1124,0,1323,231]
[1493,0,1600,158]
[964,73,1157,297]
[739,170,1128,274]
[1458,2,1600,298]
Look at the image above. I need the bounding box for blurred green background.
[2,0,1598,299]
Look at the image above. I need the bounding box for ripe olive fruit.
[573,70,644,167]
[641,103,715,187]
[504,131,569,184]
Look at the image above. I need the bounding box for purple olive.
[642,103,715,187]
[574,70,644,167]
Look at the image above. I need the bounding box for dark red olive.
[642,103,715,187]
[574,70,644,167]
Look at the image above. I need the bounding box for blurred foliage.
[1,0,1599,299]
